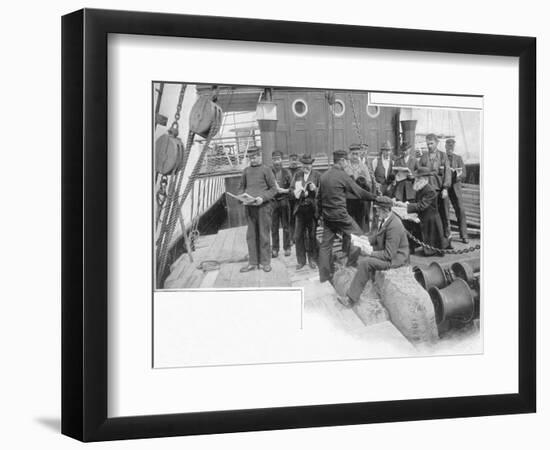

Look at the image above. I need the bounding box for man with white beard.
[396,167,448,256]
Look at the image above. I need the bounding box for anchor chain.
[406,230,480,255]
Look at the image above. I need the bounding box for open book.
[350,234,373,254]
[226,192,256,204]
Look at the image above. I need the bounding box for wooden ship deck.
[164,221,480,352]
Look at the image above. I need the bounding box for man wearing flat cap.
[271,150,293,258]
[400,167,448,256]
[238,146,278,273]
[337,196,410,307]
[317,150,379,283]
[290,154,321,270]
[418,134,452,244]
[445,138,469,244]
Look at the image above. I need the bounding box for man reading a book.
[238,147,278,273]
[337,196,410,307]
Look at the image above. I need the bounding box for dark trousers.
[342,199,366,259]
[439,192,451,239]
[318,216,363,282]
[448,183,468,239]
[294,206,318,265]
[271,198,291,252]
[289,198,296,244]
[245,202,272,266]
[347,199,366,231]
[347,257,391,302]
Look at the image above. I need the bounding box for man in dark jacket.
[445,138,469,243]
[238,147,278,272]
[317,150,379,282]
[290,154,321,270]
[404,167,448,256]
[418,133,452,242]
[389,142,418,202]
[372,140,394,195]
[271,150,293,258]
[337,196,410,307]
[287,152,301,245]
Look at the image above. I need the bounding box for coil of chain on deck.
[155,85,222,288]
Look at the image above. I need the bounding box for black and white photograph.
[153,83,482,368]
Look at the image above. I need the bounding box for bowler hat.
[288,152,299,159]
[349,143,362,151]
[272,150,284,158]
[300,154,315,164]
[248,146,261,155]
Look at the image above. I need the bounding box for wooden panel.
[273,95,290,155]
[276,130,289,155]
[292,129,307,155]
[449,183,481,228]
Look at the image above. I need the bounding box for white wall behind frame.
[108,33,518,417]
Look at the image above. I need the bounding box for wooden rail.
[449,183,480,229]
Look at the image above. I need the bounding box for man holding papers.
[337,196,410,307]
[389,142,418,202]
[237,147,278,272]
[290,154,321,270]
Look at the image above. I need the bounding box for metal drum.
[428,278,475,325]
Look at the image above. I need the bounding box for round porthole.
[331,99,345,117]
[366,104,380,118]
[292,99,308,118]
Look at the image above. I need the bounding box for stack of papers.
[392,206,420,223]
[350,234,373,254]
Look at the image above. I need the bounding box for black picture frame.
[62,8,536,442]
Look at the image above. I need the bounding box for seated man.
[337,196,410,307]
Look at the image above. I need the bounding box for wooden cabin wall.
[272,90,399,159]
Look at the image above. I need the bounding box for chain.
[406,230,480,255]
[348,93,382,196]
[155,175,169,226]
[169,84,187,136]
